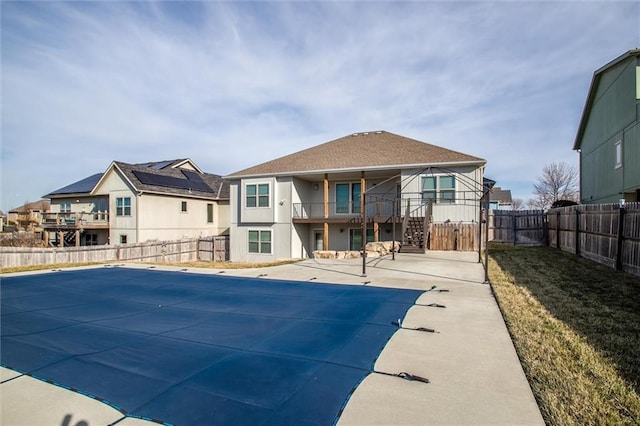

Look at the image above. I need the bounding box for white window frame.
[248,229,272,254]
[246,183,270,208]
[116,197,131,216]
[60,201,71,213]
[615,140,623,169]
[421,175,456,204]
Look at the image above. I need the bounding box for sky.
[1,1,639,212]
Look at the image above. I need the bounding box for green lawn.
[489,244,640,425]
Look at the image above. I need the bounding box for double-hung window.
[60,201,71,213]
[246,184,269,208]
[116,197,131,216]
[248,230,272,254]
[421,176,456,204]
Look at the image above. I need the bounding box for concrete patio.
[1,251,544,425]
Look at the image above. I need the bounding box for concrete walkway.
[1,252,544,425]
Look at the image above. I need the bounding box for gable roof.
[9,200,50,213]
[226,131,485,178]
[44,159,229,200]
[573,49,640,150]
[112,160,229,199]
[490,187,513,204]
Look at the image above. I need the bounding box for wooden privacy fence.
[1,236,229,269]
[429,223,478,251]
[488,210,547,246]
[548,202,640,276]
[197,236,230,262]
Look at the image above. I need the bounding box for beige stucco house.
[43,159,229,246]
[226,131,486,262]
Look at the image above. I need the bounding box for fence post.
[556,211,561,248]
[512,212,517,245]
[575,209,580,256]
[615,206,626,270]
[196,238,201,261]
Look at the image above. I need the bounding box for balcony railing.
[293,198,401,221]
[291,196,444,222]
[42,211,109,228]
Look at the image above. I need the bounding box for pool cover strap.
[377,371,430,384]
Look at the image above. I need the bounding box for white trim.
[615,140,623,169]
[225,160,486,179]
[247,228,273,255]
[245,182,271,209]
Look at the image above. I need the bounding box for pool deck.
[1,251,544,425]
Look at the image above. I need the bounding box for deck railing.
[42,211,109,228]
[291,196,436,221]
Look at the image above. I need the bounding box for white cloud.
[1,1,639,210]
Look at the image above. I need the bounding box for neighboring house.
[489,187,513,210]
[43,159,230,246]
[7,200,50,231]
[0,210,4,232]
[226,131,486,262]
[574,49,640,204]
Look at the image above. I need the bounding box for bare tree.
[511,198,525,210]
[532,161,579,209]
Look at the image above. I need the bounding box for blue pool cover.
[1,267,422,425]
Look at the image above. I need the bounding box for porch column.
[75,230,80,247]
[58,231,64,247]
[373,222,379,242]
[323,173,329,250]
[361,171,366,249]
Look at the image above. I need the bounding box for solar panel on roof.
[150,160,175,170]
[48,173,103,195]
[132,170,214,193]
[181,169,205,182]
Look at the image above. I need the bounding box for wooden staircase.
[402,217,425,253]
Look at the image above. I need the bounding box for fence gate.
[489,210,546,246]
[197,236,229,261]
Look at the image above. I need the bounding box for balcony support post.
[323,174,329,250]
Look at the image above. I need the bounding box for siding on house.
[575,49,640,204]
[227,131,486,262]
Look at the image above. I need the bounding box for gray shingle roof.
[227,131,485,178]
[115,161,229,199]
[44,159,229,200]
[490,187,513,204]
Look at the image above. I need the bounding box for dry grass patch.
[1,262,106,274]
[489,244,640,425]
[0,259,303,275]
